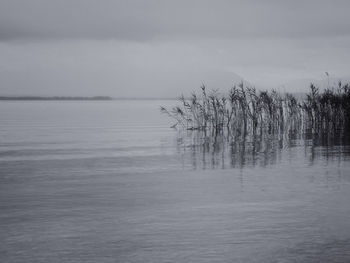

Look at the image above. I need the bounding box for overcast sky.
[1,0,350,97]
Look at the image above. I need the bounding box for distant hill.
[275,77,350,93]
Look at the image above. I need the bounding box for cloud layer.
[2,0,350,41]
[1,0,350,96]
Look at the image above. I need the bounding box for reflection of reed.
[175,130,283,169]
[175,128,350,170]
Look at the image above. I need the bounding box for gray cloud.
[1,0,350,41]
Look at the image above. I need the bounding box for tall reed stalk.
[161,82,350,137]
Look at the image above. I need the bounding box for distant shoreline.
[0,96,177,101]
[0,96,113,101]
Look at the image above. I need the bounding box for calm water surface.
[1,100,350,262]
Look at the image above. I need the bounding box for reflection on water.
[175,129,350,170]
[0,100,349,172]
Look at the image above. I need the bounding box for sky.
[1,0,350,97]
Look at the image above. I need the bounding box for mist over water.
[1,100,350,262]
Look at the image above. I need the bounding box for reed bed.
[161,82,350,137]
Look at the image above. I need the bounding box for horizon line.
[0,95,178,101]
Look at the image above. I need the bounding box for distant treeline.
[161,82,350,137]
[0,96,113,101]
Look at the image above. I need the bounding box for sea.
[1,100,350,262]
